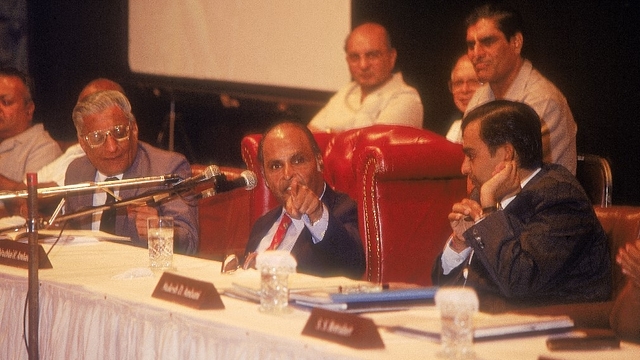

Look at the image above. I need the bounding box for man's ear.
[511,32,523,55]
[316,156,324,172]
[503,143,515,161]
[389,47,398,68]
[26,101,35,120]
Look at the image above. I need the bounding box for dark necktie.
[266,214,292,250]
[99,177,119,234]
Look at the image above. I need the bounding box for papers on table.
[292,286,437,313]
[380,311,574,341]
[222,274,362,304]
[223,276,437,313]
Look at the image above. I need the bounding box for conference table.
[1,238,639,359]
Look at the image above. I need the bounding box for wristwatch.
[482,203,500,216]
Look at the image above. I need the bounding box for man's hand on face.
[284,178,323,223]
[448,198,483,252]
[480,160,520,207]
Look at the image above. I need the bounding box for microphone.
[189,170,257,201]
[52,169,258,224]
[0,173,183,201]
[214,170,257,193]
[172,165,222,190]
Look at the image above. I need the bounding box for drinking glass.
[256,250,297,314]
[435,287,479,359]
[147,216,174,270]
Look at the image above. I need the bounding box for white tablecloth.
[1,240,639,359]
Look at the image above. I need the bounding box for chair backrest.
[192,164,251,258]
[594,205,640,298]
[576,154,613,207]
[324,125,466,284]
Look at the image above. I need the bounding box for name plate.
[302,308,384,349]
[0,239,52,269]
[152,272,225,310]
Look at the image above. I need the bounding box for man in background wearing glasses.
[64,90,199,254]
[307,22,423,133]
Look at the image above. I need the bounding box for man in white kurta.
[308,23,423,133]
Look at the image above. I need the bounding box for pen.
[463,250,474,287]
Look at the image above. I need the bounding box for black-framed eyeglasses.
[83,124,131,148]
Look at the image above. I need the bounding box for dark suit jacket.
[245,186,365,279]
[64,142,199,254]
[433,163,611,311]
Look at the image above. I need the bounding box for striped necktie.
[266,214,292,250]
[99,177,119,234]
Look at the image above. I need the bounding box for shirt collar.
[501,167,542,209]
[96,172,123,182]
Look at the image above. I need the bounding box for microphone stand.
[0,174,181,201]
[49,181,205,226]
[26,173,39,359]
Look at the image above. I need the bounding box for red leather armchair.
[241,125,466,285]
[192,164,251,259]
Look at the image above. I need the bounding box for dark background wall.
[27,0,640,205]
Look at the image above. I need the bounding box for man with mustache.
[243,122,365,279]
[464,3,577,174]
[308,22,423,133]
[64,90,198,254]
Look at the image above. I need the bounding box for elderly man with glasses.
[64,90,199,254]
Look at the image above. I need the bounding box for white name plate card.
[302,307,384,349]
[152,272,225,310]
[0,239,52,269]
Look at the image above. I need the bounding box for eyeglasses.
[83,124,131,148]
[346,50,384,64]
[449,79,483,92]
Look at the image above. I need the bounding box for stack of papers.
[380,312,574,341]
[223,281,438,313]
[291,287,438,313]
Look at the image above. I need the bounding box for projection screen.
[128,0,352,95]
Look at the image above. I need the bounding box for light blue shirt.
[256,184,330,252]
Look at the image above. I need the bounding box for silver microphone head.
[240,170,257,190]
[203,165,222,180]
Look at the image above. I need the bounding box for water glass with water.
[435,287,479,359]
[147,216,174,270]
[256,250,297,314]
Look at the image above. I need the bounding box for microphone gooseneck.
[173,164,221,190]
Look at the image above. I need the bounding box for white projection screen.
[128,0,352,95]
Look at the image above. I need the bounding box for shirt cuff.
[304,204,329,244]
[441,235,472,275]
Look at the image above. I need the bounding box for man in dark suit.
[243,122,365,279]
[432,100,611,311]
[64,90,198,254]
